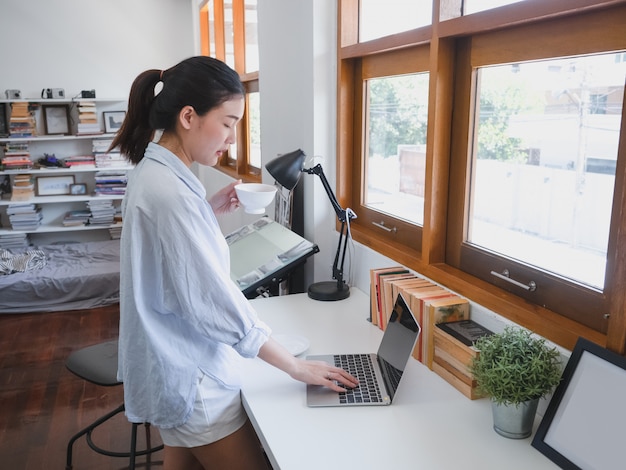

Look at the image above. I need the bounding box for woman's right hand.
[258,337,359,392]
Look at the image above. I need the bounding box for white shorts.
[158,373,248,448]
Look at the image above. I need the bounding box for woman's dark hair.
[110,56,245,164]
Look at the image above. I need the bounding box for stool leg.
[129,422,138,470]
[66,404,125,470]
[145,423,152,468]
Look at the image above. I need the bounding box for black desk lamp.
[266,149,356,301]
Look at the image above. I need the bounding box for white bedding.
[0,240,120,313]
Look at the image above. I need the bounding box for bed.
[0,240,120,313]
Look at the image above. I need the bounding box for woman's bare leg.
[163,445,204,470]
[189,419,270,470]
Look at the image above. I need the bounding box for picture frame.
[103,111,126,133]
[69,183,87,195]
[531,337,626,469]
[43,104,71,135]
[36,175,75,196]
[0,103,8,137]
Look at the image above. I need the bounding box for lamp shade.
[265,149,306,191]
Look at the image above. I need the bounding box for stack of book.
[63,209,91,226]
[6,203,42,231]
[93,138,131,168]
[109,224,122,239]
[94,171,128,196]
[10,174,35,201]
[432,320,494,400]
[9,102,37,137]
[1,142,31,170]
[76,101,101,135]
[63,155,96,168]
[0,233,30,250]
[369,267,470,367]
[87,199,115,225]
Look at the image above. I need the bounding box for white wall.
[0,0,195,100]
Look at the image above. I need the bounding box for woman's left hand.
[209,179,241,215]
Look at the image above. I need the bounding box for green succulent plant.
[469,326,562,405]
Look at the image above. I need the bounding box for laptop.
[306,292,421,407]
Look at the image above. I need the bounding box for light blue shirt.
[118,142,271,428]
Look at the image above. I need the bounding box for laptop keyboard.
[333,354,383,404]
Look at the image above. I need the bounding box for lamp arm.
[303,164,351,223]
[332,219,349,288]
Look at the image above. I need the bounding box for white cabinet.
[0,98,129,245]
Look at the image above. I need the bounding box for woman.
[112,56,358,469]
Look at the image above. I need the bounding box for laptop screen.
[376,293,421,399]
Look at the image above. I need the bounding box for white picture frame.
[36,175,75,196]
[103,111,126,133]
[43,105,71,135]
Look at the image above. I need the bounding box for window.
[457,52,624,331]
[338,0,626,353]
[351,47,430,250]
[359,0,432,42]
[199,0,260,181]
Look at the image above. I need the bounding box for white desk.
[242,289,560,470]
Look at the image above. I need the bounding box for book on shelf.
[1,155,33,171]
[423,295,471,369]
[380,272,418,330]
[63,209,91,226]
[369,267,409,325]
[9,103,37,138]
[436,320,494,347]
[63,155,96,168]
[391,277,434,310]
[369,267,410,327]
[76,101,102,135]
[10,174,35,200]
[407,287,457,362]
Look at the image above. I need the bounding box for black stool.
[65,340,163,470]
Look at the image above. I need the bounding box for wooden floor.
[0,305,163,470]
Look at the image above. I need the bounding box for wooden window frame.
[448,13,626,334]
[337,0,626,354]
[349,46,430,256]
[199,0,261,182]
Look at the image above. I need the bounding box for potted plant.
[469,326,562,439]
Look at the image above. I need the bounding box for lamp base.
[307,281,350,301]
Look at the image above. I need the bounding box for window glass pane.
[464,0,525,15]
[248,91,261,168]
[244,0,259,72]
[364,73,429,225]
[359,0,431,42]
[224,1,235,69]
[469,53,625,289]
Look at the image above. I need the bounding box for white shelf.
[0,98,126,104]
[0,166,131,176]
[0,195,124,207]
[0,222,122,235]
[0,133,116,143]
[0,98,127,243]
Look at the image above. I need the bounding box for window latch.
[490,269,537,292]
